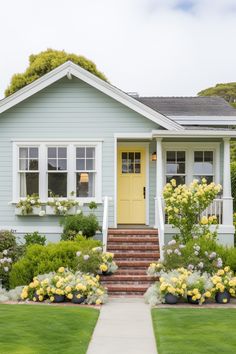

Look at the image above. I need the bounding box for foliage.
[159,268,188,298]
[0,305,99,354]
[0,230,25,289]
[60,212,100,240]
[9,237,101,288]
[163,179,221,243]
[5,49,107,96]
[16,194,42,215]
[162,237,226,274]
[20,267,108,305]
[198,82,236,107]
[186,271,213,304]
[147,262,164,277]
[224,247,236,272]
[24,232,46,246]
[88,201,98,210]
[47,195,78,215]
[99,251,118,274]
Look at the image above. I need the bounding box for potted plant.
[15,194,42,216]
[186,271,213,305]
[159,268,188,304]
[211,267,236,304]
[147,262,164,278]
[46,192,78,215]
[98,251,118,276]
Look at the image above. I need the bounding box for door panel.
[117,147,146,224]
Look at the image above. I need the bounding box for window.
[18,147,39,197]
[122,152,141,174]
[76,147,95,197]
[166,151,186,185]
[193,151,214,183]
[47,147,67,197]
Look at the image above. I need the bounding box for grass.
[152,308,236,354]
[0,304,99,354]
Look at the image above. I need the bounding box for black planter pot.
[215,291,230,304]
[33,292,40,302]
[187,295,199,305]
[53,294,65,303]
[71,291,86,304]
[102,271,113,276]
[165,293,178,304]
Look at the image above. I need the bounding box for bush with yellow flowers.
[211,266,236,299]
[163,178,221,243]
[99,252,118,275]
[147,262,164,277]
[20,267,108,305]
[159,268,189,299]
[186,270,213,305]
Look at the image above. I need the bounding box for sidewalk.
[87,297,157,354]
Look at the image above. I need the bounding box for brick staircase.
[101,229,159,296]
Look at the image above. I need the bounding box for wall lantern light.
[152,152,157,161]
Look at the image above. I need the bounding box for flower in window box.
[15,194,42,215]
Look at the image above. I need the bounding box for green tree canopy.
[198,82,236,108]
[5,49,107,97]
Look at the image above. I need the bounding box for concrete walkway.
[87,297,157,354]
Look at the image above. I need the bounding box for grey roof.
[136,96,236,116]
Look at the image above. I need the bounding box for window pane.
[76,172,95,197]
[76,147,85,158]
[128,163,134,173]
[122,164,128,173]
[194,151,203,162]
[177,151,185,162]
[29,160,38,170]
[122,152,127,161]
[29,148,38,158]
[48,159,57,170]
[166,175,185,185]
[86,159,95,170]
[48,147,57,158]
[58,159,67,170]
[205,151,213,162]
[20,173,39,197]
[19,159,28,170]
[48,173,67,197]
[19,148,28,158]
[128,153,134,163]
[58,147,67,158]
[166,163,178,174]
[167,151,175,162]
[86,147,95,158]
[135,164,141,173]
[193,175,213,184]
[135,152,141,164]
[76,159,85,170]
[177,163,185,174]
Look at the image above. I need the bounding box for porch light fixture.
[152,152,157,161]
[80,173,89,183]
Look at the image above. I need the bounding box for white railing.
[201,198,223,224]
[102,196,110,252]
[154,196,165,260]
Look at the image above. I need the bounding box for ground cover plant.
[0,304,99,354]
[152,308,236,354]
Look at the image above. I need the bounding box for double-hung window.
[165,151,186,185]
[47,146,67,197]
[193,151,214,183]
[76,147,96,197]
[18,147,39,197]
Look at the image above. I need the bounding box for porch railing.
[200,198,223,224]
[102,196,111,252]
[154,197,165,260]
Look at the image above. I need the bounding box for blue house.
[0,61,236,255]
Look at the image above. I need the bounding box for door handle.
[143,187,146,199]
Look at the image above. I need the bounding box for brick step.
[108,237,158,243]
[116,260,152,268]
[107,244,159,251]
[108,229,158,235]
[115,269,148,275]
[105,284,149,295]
[114,252,159,259]
[101,275,153,281]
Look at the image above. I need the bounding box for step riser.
[114,253,159,258]
[108,229,158,235]
[108,237,158,243]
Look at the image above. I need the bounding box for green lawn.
[152,308,236,354]
[0,304,99,354]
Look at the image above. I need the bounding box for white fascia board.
[152,129,236,138]
[169,115,236,125]
[0,61,183,131]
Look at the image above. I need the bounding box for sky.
[0,0,236,98]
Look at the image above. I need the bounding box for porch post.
[155,138,163,227]
[222,137,233,225]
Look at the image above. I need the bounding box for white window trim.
[12,141,102,203]
[162,142,220,185]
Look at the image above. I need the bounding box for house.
[0,61,236,254]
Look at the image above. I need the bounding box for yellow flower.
[58,267,65,273]
[205,291,211,298]
[200,216,208,225]
[223,298,228,303]
[224,266,230,273]
[50,296,54,302]
[100,264,108,272]
[38,295,43,302]
[67,293,73,299]
[96,299,102,305]
[217,269,224,276]
[65,286,72,293]
[33,297,37,302]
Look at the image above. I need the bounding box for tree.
[5,49,107,97]
[198,82,236,108]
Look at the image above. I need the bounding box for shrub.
[9,237,101,288]
[24,232,46,246]
[224,247,236,272]
[0,230,17,251]
[163,179,221,243]
[60,213,100,240]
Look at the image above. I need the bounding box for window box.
[15,206,42,216]
[46,205,77,216]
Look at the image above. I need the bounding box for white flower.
[166,249,173,255]
[209,252,216,259]
[30,199,35,205]
[83,255,90,261]
[63,207,67,211]
[58,206,64,211]
[194,251,199,256]
[198,262,204,269]
[168,240,176,246]
[4,267,9,272]
[216,258,223,268]
[187,264,194,271]
[2,250,8,256]
[78,231,83,235]
[76,251,81,257]
[56,202,60,206]
[76,210,82,215]
[37,199,41,203]
[39,210,46,217]
[79,201,84,207]
[179,244,185,249]
[7,258,12,263]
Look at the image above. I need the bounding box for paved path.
[87,297,157,354]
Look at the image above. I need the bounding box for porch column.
[154,137,163,228]
[222,137,233,225]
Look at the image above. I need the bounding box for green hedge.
[9,237,101,289]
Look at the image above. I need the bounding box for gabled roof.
[136,96,236,126]
[0,61,183,131]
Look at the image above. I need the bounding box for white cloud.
[0,0,235,98]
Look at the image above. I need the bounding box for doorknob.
[143,187,146,199]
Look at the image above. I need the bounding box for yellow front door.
[117,146,146,224]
